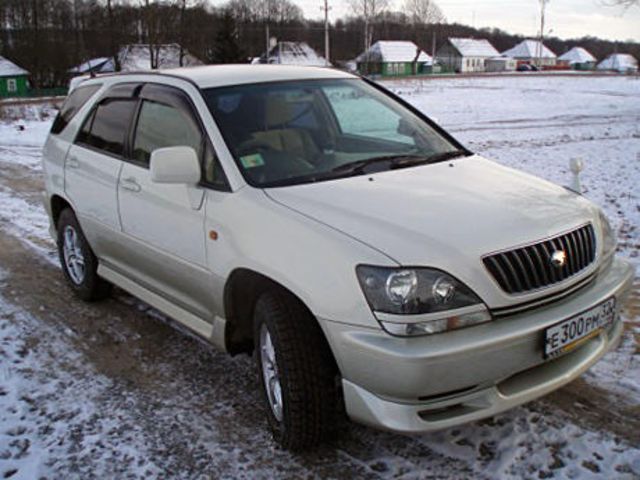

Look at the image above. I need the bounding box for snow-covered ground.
[0,75,639,479]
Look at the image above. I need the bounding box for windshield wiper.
[331,154,427,175]
[261,150,472,188]
[389,149,470,169]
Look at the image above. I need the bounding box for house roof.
[116,44,203,72]
[260,42,329,67]
[69,57,113,74]
[558,47,596,64]
[356,41,432,64]
[502,40,556,59]
[448,38,500,57]
[597,53,638,71]
[0,56,29,77]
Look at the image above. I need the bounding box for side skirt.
[98,264,227,352]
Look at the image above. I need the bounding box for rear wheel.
[253,290,340,451]
[57,208,111,301]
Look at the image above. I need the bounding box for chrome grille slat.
[517,248,542,289]
[529,244,550,285]
[560,233,575,275]
[575,228,587,269]
[567,230,580,274]
[483,224,596,295]
[500,253,524,292]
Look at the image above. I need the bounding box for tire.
[253,290,340,451]
[57,208,111,301]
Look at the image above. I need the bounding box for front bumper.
[322,257,634,434]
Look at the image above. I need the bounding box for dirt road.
[1,79,639,479]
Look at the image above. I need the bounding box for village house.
[436,38,500,73]
[356,41,432,77]
[597,53,638,73]
[502,40,557,67]
[254,42,329,66]
[558,47,597,70]
[0,56,30,97]
[69,44,202,77]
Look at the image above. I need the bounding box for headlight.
[599,210,616,257]
[356,266,492,336]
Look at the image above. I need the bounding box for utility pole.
[538,0,549,69]
[321,0,331,66]
[265,0,271,57]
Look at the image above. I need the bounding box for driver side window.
[132,100,202,166]
[132,95,229,189]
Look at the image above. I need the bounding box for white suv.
[42,65,634,450]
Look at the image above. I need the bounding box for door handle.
[67,156,80,169]
[121,177,142,193]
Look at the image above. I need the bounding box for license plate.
[544,297,616,358]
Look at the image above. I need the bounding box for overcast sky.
[210,0,640,42]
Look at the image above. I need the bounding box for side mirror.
[150,146,200,184]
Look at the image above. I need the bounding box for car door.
[115,83,221,322]
[64,84,140,264]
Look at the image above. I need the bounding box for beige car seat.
[250,95,320,161]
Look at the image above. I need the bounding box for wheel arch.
[222,267,339,370]
[50,194,73,229]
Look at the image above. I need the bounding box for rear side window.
[50,84,101,135]
[77,99,137,157]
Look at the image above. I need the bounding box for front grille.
[483,224,596,295]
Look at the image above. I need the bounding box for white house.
[597,53,638,73]
[502,40,557,67]
[436,38,500,73]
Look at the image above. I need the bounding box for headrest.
[263,95,296,129]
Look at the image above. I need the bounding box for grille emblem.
[550,250,567,268]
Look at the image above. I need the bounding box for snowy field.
[0,75,639,479]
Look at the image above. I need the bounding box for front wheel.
[57,208,111,301]
[254,290,340,451]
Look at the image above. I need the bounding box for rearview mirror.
[150,146,201,184]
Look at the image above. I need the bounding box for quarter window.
[50,84,101,135]
[77,98,137,156]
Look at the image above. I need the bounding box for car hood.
[265,156,600,300]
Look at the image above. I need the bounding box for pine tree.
[209,11,245,64]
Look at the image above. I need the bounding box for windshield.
[202,78,466,188]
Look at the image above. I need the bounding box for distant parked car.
[517,64,533,72]
[42,65,633,451]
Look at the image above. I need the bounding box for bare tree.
[404,0,444,74]
[348,0,389,52]
[104,0,122,71]
[404,0,444,25]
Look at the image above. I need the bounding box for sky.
[211,0,640,42]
